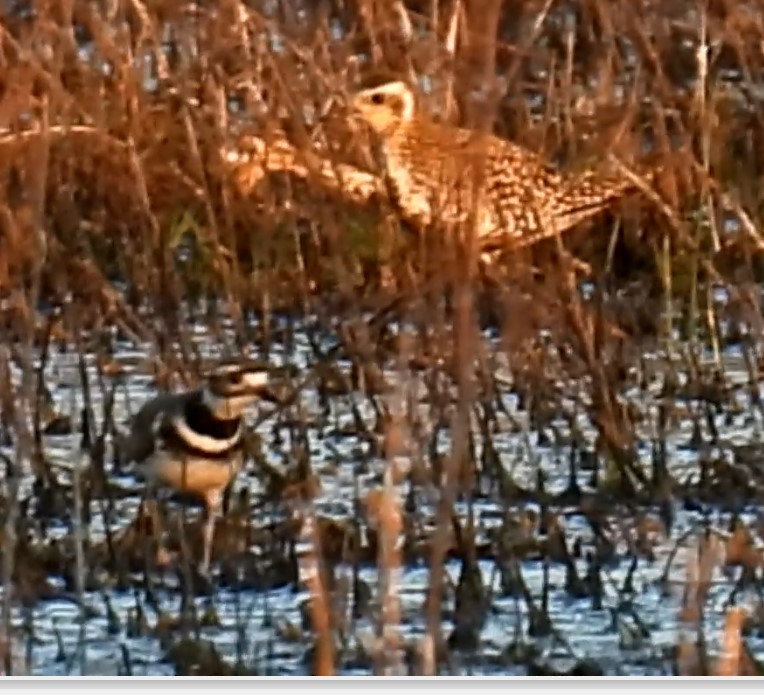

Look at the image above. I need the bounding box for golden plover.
[120,360,284,573]
[351,75,643,254]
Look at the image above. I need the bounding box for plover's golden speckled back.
[351,74,645,254]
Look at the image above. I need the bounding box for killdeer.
[351,74,648,254]
[120,360,284,573]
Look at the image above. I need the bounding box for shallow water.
[1,320,763,676]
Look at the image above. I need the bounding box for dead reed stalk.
[367,467,405,675]
[715,607,746,677]
[296,507,335,676]
[369,354,412,675]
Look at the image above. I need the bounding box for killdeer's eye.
[370,93,385,105]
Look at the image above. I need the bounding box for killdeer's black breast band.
[183,395,241,440]
[153,393,245,460]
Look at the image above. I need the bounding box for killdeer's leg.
[136,476,162,571]
[201,488,223,574]
[145,483,166,564]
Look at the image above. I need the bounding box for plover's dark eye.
[371,93,385,105]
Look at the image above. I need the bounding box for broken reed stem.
[423,267,478,670]
[364,327,417,675]
[297,507,335,676]
[440,0,461,121]
[71,449,88,673]
[715,607,746,677]
[69,322,89,674]
[677,530,729,675]
[373,466,404,675]
[0,369,19,677]
[373,377,411,675]
[695,4,721,255]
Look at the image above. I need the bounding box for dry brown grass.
[0,1,761,312]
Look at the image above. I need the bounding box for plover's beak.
[350,93,368,121]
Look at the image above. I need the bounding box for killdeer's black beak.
[268,364,299,380]
[257,364,299,404]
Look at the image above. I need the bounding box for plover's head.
[203,360,288,419]
[351,75,417,138]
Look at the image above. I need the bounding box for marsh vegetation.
[1,0,764,676]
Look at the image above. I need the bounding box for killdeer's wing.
[121,390,201,463]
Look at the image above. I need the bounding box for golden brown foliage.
[2,0,764,677]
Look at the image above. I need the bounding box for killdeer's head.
[202,360,285,420]
[351,76,416,138]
